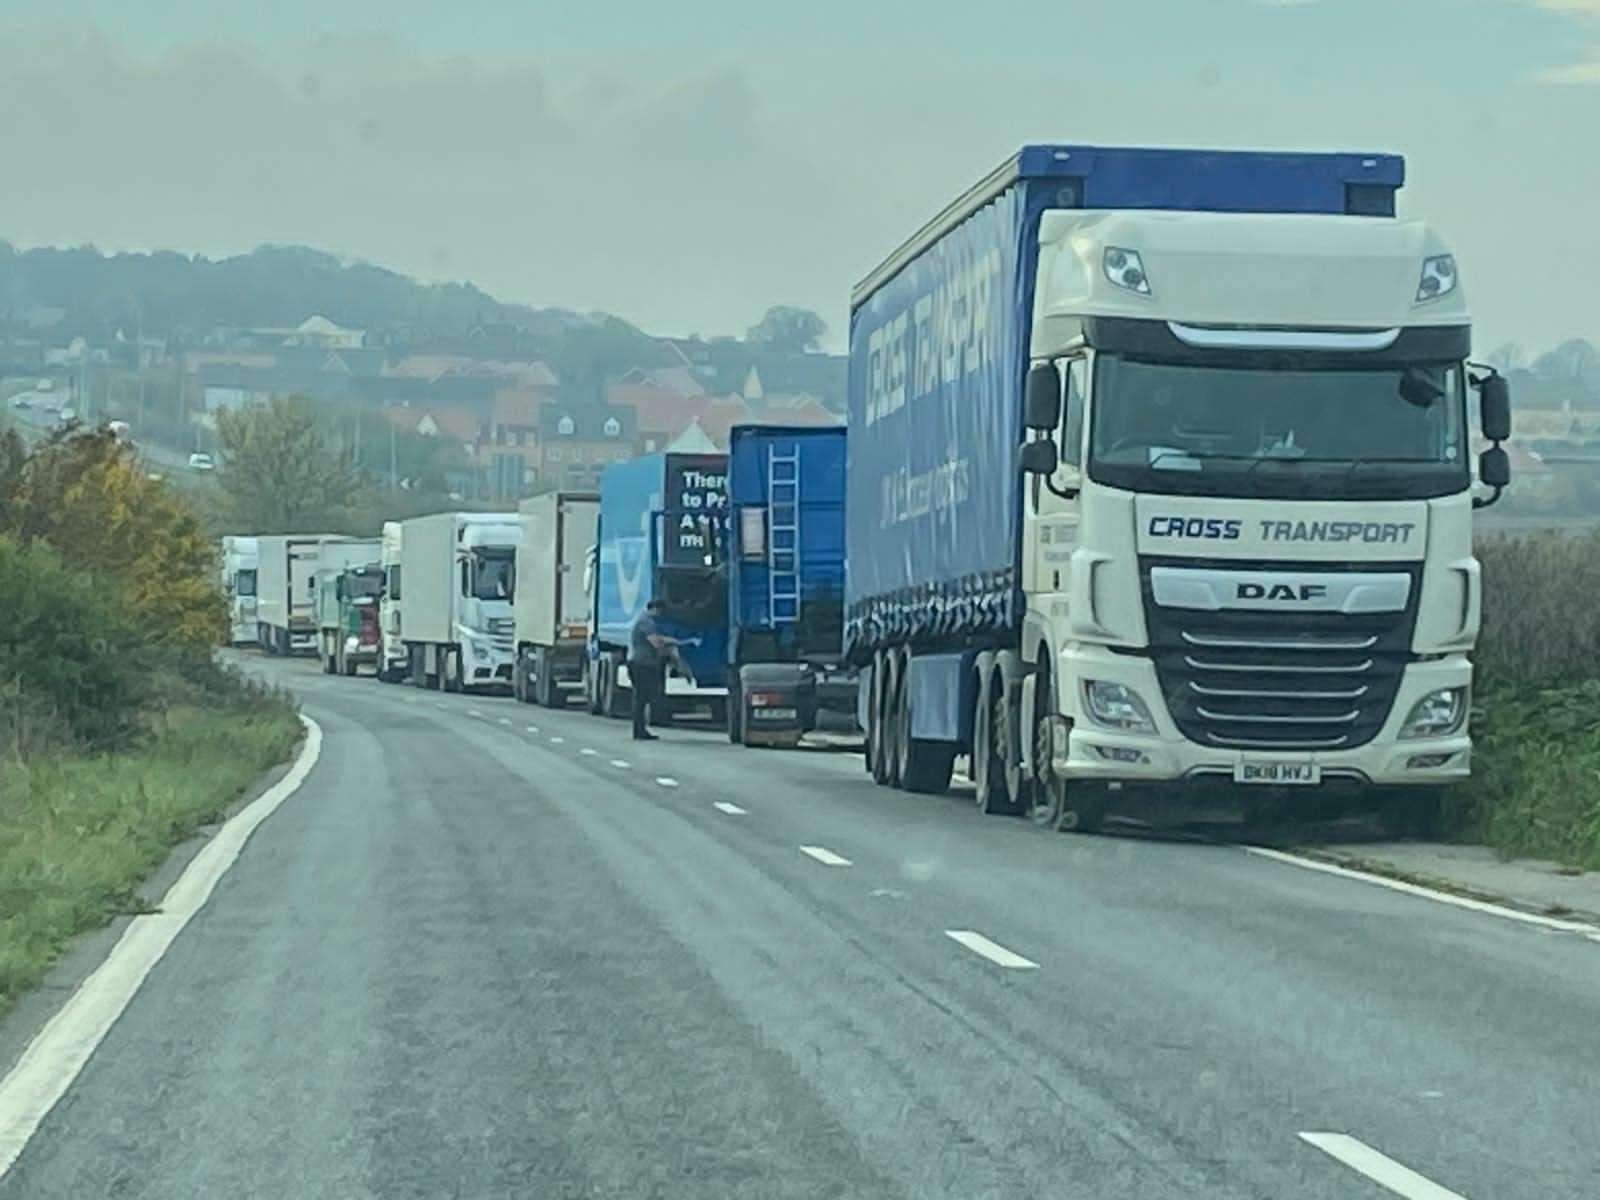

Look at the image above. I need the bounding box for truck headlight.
[1399,687,1466,739]
[1103,247,1151,296]
[1415,254,1457,303]
[1082,680,1157,734]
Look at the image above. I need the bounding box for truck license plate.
[1235,761,1321,786]
[752,707,798,721]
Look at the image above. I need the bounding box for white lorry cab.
[848,146,1511,834]
[220,536,259,645]
[377,520,408,683]
[398,512,521,692]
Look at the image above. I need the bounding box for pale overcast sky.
[2,0,1596,353]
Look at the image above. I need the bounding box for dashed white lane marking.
[435,703,447,710]
[655,777,679,788]
[525,725,539,734]
[497,717,511,726]
[800,845,852,867]
[549,736,565,745]
[0,717,325,1179]
[579,748,597,756]
[1299,1133,1468,1200]
[944,930,1039,970]
[467,709,484,718]
[713,801,747,815]
[610,759,630,769]
[1244,846,1600,937]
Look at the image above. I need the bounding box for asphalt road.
[4,653,1598,1199]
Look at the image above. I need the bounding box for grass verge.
[1447,680,1600,871]
[0,682,301,1021]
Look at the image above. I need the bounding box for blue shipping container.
[844,144,1405,659]
[726,424,847,666]
[596,451,730,687]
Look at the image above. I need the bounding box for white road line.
[0,717,324,1179]
[655,777,679,788]
[1244,846,1600,937]
[610,759,630,769]
[525,725,539,734]
[800,845,851,867]
[497,717,511,726]
[1299,1133,1468,1199]
[579,748,597,756]
[467,708,484,718]
[944,930,1039,970]
[549,736,565,745]
[435,703,447,710]
[713,801,746,815]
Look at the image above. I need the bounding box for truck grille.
[486,617,515,653]
[1141,560,1419,751]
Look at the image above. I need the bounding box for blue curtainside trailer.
[586,450,731,721]
[846,144,1409,799]
[723,423,856,746]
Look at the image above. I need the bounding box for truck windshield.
[234,569,257,597]
[470,550,515,601]
[1089,356,1469,500]
[346,573,384,601]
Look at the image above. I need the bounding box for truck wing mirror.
[1479,445,1510,489]
[1478,374,1511,442]
[1019,438,1059,476]
[1024,363,1062,431]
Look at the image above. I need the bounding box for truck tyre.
[1027,662,1064,829]
[443,647,462,693]
[867,653,887,780]
[972,664,1013,815]
[534,650,557,708]
[512,654,528,703]
[322,636,335,674]
[708,697,727,727]
[584,659,603,715]
[342,647,357,676]
[727,671,744,744]
[995,655,1030,814]
[878,651,903,787]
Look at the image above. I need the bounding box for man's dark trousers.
[631,663,664,738]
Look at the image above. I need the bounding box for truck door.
[1025,356,1086,597]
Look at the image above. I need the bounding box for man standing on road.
[628,599,677,740]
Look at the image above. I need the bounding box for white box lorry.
[512,491,598,708]
[398,512,521,692]
[256,535,380,655]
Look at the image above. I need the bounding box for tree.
[0,427,225,653]
[745,305,827,353]
[215,396,365,532]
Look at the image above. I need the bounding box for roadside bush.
[0,535,147,753]
[1451,533,1600,867]
[1475,531,1600,686]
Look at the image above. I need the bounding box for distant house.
[287,315,365,350]
[533,401,636,492]
[379,404,482,447]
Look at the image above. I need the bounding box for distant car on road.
[9,394,31,409]
[187,452,216,472]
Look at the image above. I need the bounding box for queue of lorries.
[221,144,1516,834]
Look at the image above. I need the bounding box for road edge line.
[1243,845,1600,937]
[0,714,325,1179]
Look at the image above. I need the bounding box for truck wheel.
[322,637,335,674]
[872,651,898,785]
[442,648,462,693]
[1028,664,1064,829]
[728,673,744,744]
[996,658,1030,814]
[342,648,357,676]
[584,660,603,715]
[866,653,885,779]
[534,651,556,708]
[972,667,1012,815]
[708,697,728,727]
